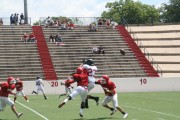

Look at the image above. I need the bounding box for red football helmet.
[76,67,83,74]
[101,75,110,83]
[7,77,16,84]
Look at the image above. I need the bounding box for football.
[120,49,125,55]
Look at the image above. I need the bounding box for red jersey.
[97,80,116,96]
[82,68,89,76]
[0,82,15,97]
[65,79,74,87]
[23,34,28,39]
[73,73,88,87]
[15,81,23,91]
[68,23,74,27]
[29,33,35,39]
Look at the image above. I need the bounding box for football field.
[1,91,180,120]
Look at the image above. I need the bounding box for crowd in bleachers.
[97,18,117,29]
[44,16,75,30]
[43,16,117,32]
[88,18,117,32]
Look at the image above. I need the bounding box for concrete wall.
[22,77,180,95]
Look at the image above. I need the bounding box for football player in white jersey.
[80,59,99,108]
[32,76,48,100]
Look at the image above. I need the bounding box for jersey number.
[87,68,96,76]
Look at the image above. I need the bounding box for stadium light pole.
[24,0,28,24]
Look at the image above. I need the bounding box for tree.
[160,0,180,23]
[101,0,160,24]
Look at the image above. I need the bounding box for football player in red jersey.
[58,67,89,117]
[14,78,29,102]
[96,75,128,119]
[59,77,74,99]
[0,77,23,118]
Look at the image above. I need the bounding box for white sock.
[63,98,69,103]
[80,108,83,114]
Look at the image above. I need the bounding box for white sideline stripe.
[124,105,180,118]
[16,101,49,120]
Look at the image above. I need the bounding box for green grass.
[1,92,180,120]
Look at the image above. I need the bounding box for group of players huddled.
[58,58,128,119]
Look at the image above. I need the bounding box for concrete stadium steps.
[0,25,43,81]
[117,25,159,77]
[42,26,147,80]
[130,25,180,77]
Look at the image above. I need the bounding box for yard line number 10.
[140,78,147,85]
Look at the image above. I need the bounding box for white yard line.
[16,101,49,120]
[124,105,180,118]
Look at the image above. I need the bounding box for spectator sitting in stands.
[55,33,65,46]
[53,20,59,28]
[88,23,98,32]
[98,18,103,26]
[92,45,99,54]
[45,16,54,28]
[27,32,36,42]
[21,33,29,43]
[0,18,3,26]
[67,22,74,30]
[60,20,68,30]
[106,19,111,29]
[98,45,105,54]
[102,18,107,24]
[111,21,118,29]
[120,49,125,55]
[57,20,62,27]
[49,34,55,42]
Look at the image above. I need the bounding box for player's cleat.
[110,107,114,111]
[58,102,65,108]
[17,113,23,118]
[26,100,29,102]
[32,91,36,94]
[110,109,117,116]
[95,97,99,106]
[123,113,128,119]
[79,113,83,117]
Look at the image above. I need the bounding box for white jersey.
[35,79,45,94]
[35,79,43,88]
[82,64,97,83]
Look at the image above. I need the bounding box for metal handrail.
[121,18,162,76]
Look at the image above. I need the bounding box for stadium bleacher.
[1,23,179,81]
